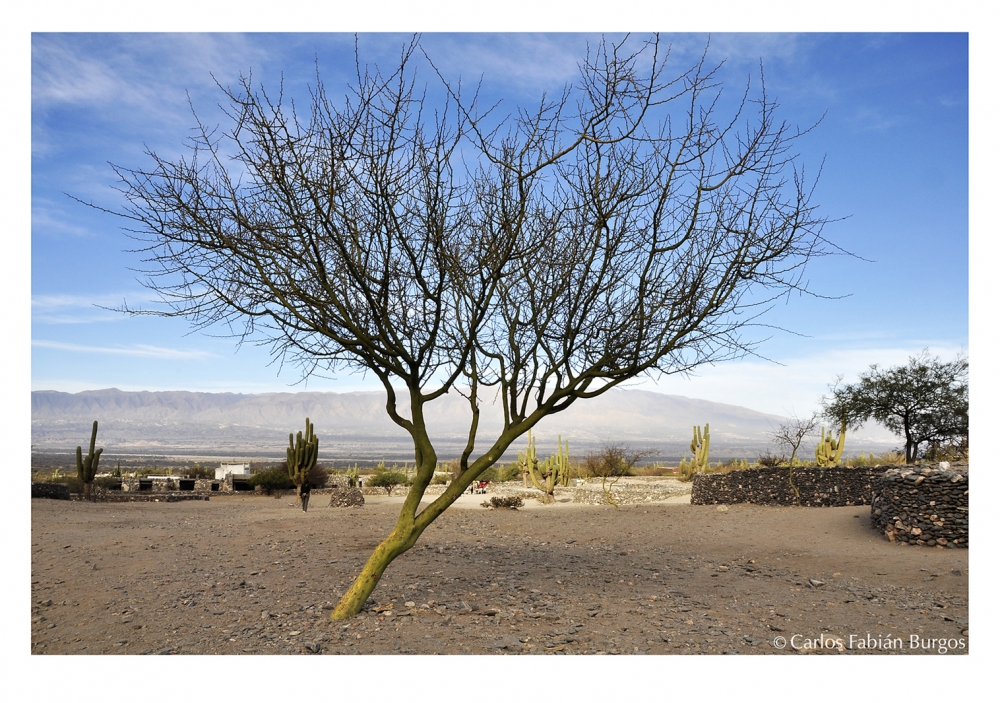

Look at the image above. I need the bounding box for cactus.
[690,423,710,472]
[815,419,846,467]
[521,433,568,504]
[554,435,569,486]
[677,456,696,482]
[346,466,360,487]
[76,420,103,501]
[287,418,319,510]
[517,430,537,487]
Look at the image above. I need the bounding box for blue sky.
[30,32,970,417]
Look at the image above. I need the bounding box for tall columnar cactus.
[76,420,103,501]
[525,435,568,504]
[558,437,571,487]
[815,419,846,467]
[287,418,319,509]
[517,430,537,487]
[690,423,710,471]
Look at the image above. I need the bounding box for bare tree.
[771,412,817,463]
[584,442,659,508]
[97,35,832,618]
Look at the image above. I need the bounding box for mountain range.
[31,387,899,461]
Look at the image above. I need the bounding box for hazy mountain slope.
[31,387,899,459]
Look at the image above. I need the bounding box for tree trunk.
[83,482,92,501]
[904,418,916,463]
[330,525,422,619]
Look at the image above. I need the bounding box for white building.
[216,462,250,480]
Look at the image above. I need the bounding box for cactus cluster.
[76,420,103,501]
[690,423,710,470]
[518,431,569,503]
[815,420,846,467]
[287,418,319,507]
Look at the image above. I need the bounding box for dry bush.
[307,464,330,487]
[481,496,523,510]
[630,463,672,477]
[844,450,907,467]
[756,452,786,467]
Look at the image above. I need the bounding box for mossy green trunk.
[330,525,423,620]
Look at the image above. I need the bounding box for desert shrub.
[923,438,968,463]
[482,495,523,510]
[677,458,697,482]
[368,470,409,495]
[307,464,330,487]
[248,467,295,493]
[844,450,907,467]
[93,476,122,490]
[631,463,673,477]
[183,463,214,479]
[756,451,786,467]
[439,459,462,482]
[499,462,523,481]
[477,462,522,483]
[431,473,449,485]
[58,476,85,494]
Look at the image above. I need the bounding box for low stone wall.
[691,465,886,506]
[871,466,968,548]
[120,477,226,493]
[490,478,691,506]
[358,483,449,496]
[31,482,71,500]
[78,492,210,502]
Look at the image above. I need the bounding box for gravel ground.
[31,493,968,656]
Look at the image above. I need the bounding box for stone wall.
[491,477,691,506]
[82,492,210,503]
[31,482,71,500]
[120,477,227,493]
[870,466,968,548]
[690,465,886,506]
[327,487,365,507]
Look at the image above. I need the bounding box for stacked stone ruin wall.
[690,465,886,506]
[31,482,71,500]
[870,466,968,548]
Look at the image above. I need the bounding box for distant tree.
[584,442,658,479]
[100,35,832,618]
[821,350,968,464]
[367,470,409,496]
[307,463,330,488]
[248,465,296,494]
[771,412,817,463]
[183,462,214,479]
[585,443,659,507]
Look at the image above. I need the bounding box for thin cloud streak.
[32,340,218,360]
[639,343,967,417]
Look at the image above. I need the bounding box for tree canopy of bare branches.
[102,35,832,617]
[771,412,818,463]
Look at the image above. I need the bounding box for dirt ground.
[30,492,968,656]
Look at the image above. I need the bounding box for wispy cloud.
[32,340,218,360]
[847,105,904,132]
[32,201,99,239]
[637,342,967,417]
[32,293,138,324]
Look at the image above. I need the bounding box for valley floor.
[31,494,968,656]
